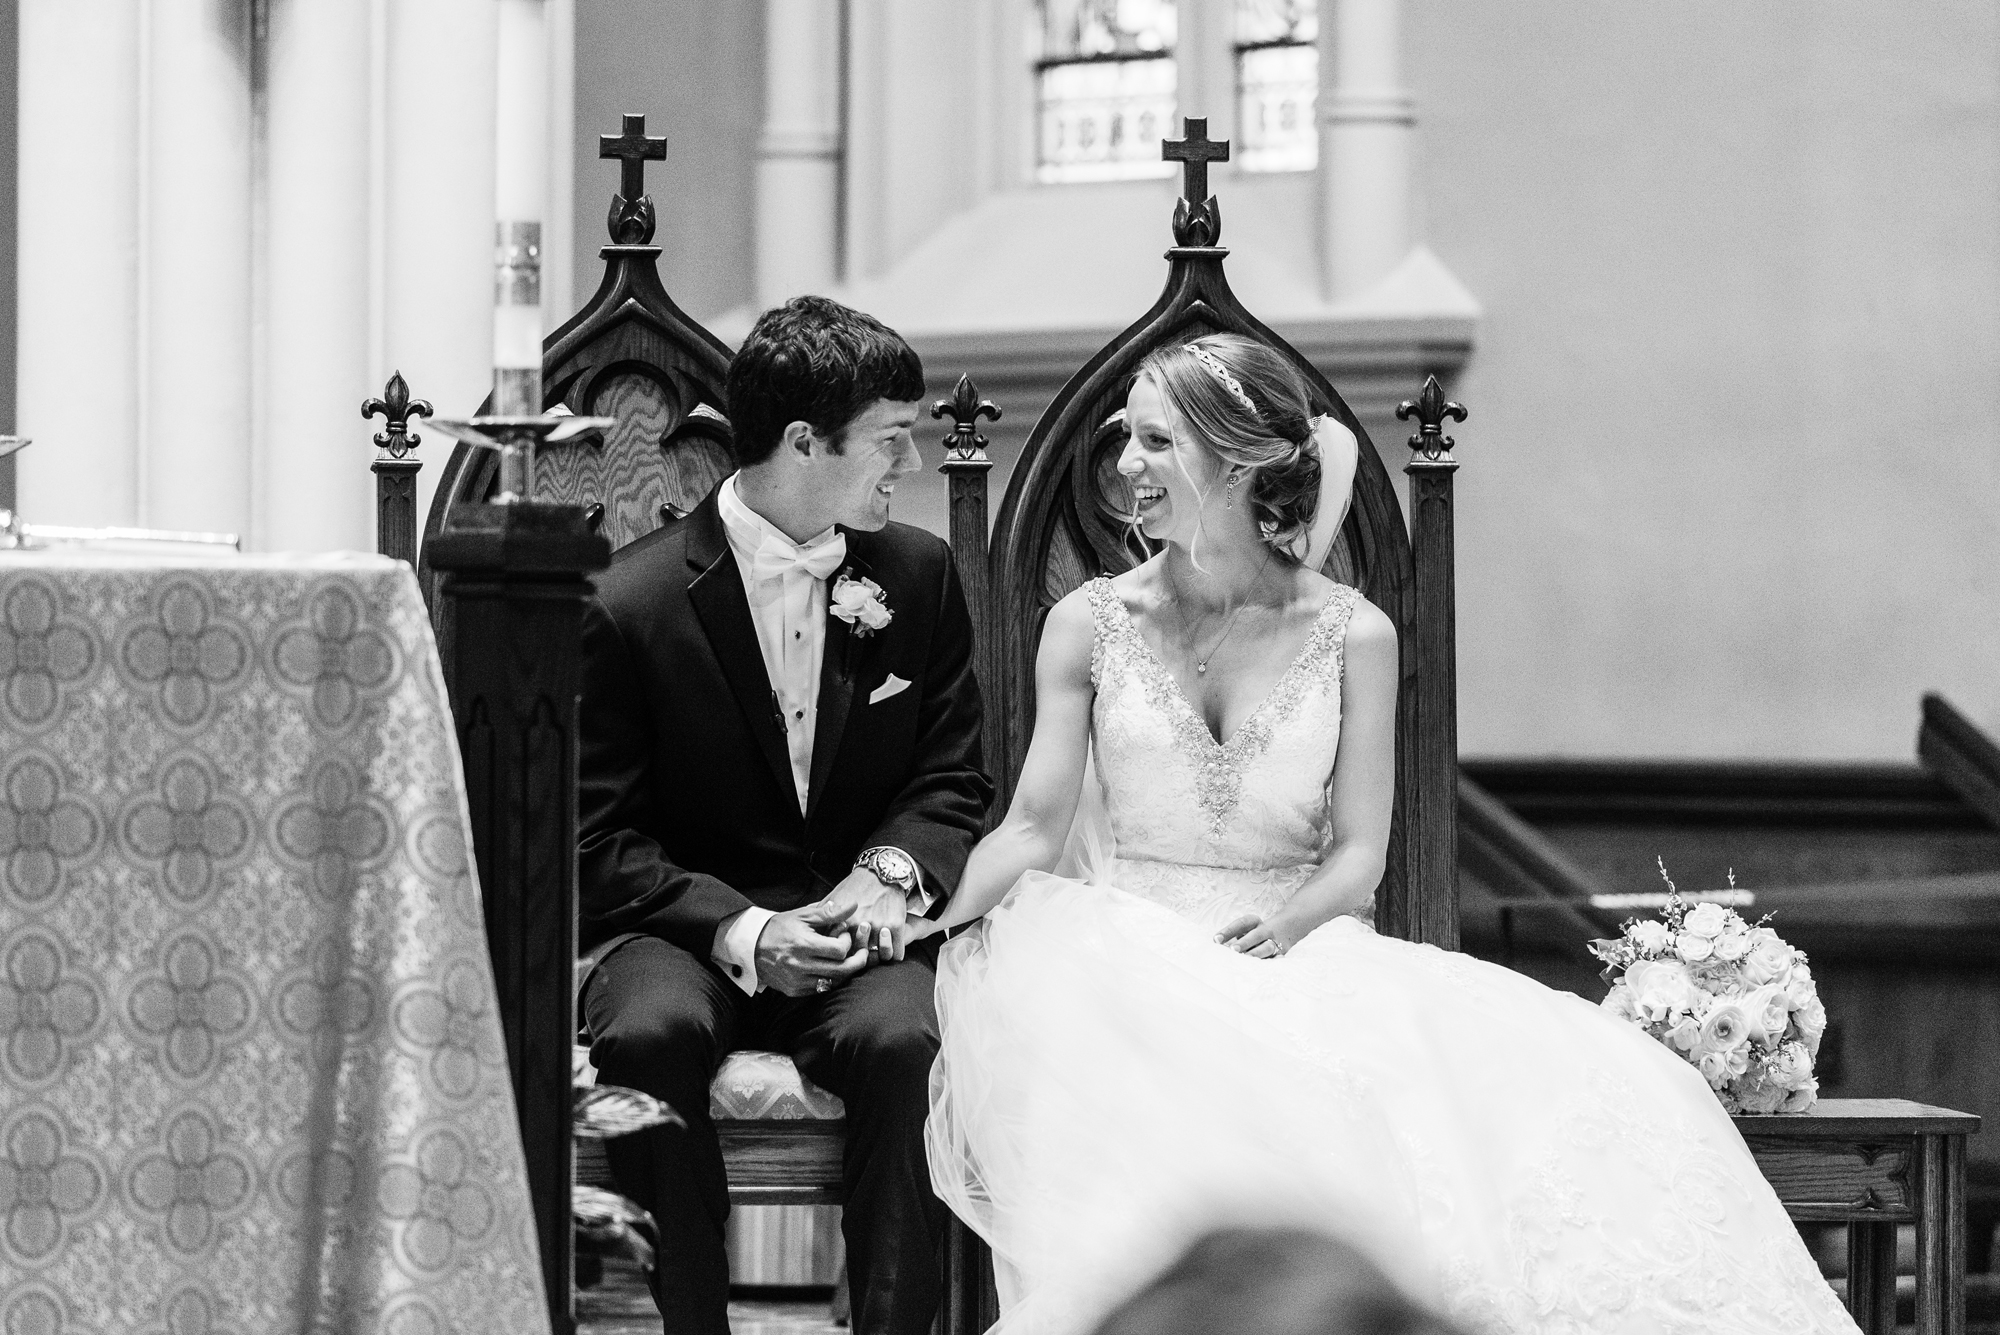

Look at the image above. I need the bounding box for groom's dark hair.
[727,295,926,466]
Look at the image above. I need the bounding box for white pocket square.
[868,674,911,705]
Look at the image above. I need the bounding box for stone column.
[1317,0,1416,302]
[145,5,256,538]
[380,0,500,536]
[16,0,503,551]
[544,0,577,325]
[261,0,372,553]
[756,0,843,306]
[16,5,148,528]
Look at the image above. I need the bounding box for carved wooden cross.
[1163,117,1230,203]
[599,113,669,203]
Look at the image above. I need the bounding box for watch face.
[873,849,913,882]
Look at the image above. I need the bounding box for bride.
[908,335,1859,1335]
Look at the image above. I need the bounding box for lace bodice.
[1084,577,1358,921]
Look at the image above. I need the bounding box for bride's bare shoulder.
[1341,595,1397,671]
[1037,585,1100,682]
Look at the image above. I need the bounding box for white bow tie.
[749,530,846,583]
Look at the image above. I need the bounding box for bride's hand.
[903,915,944,946]
[1216,914,1287,959]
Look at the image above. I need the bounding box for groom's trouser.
[584,933,946,1335]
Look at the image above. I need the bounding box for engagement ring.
[815,979,831,993]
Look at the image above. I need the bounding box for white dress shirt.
[708,475,925,994]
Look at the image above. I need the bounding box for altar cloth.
[0,552,548,1333]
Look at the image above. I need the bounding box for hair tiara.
[1184,344,1256,416]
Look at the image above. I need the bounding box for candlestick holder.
[424,412,615,505]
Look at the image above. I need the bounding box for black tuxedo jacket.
[577,488,992,960]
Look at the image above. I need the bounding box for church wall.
[1410,0,2000,760]
[0,0,15,511]
[572,0,763,326]
[567,1,1998,762]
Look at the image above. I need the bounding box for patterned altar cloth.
[0,551,548,1334]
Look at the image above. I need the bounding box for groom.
[576,295,991,1335]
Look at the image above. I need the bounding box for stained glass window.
[1034,0,1179,184]
[1234,0,1318,173]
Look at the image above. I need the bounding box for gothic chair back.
[417,115,736,642]
[982,120,1452,946]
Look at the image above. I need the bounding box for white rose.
[1794,996,1827,1056]
[1666,1016,1704,1053]
[1734,1073,1788,1115]
[1782,964,1816,1010]
[830,575,893,631]
[1780,1081,1819,1113]
[1683,902,1731,939]
[1696,1051,1736,1090]
[1629,920,1670,954]
[1623,959,1696,1023]
[1676,931,1714,963]
[1696,1003,1750,1057]
[1765,1041,1816,1092]
[1712,930,1751,962]
[1739,984,1792,1046]
[1741,936,1793,986]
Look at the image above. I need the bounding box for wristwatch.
[855,846,920,898]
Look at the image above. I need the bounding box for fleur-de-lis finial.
[361,371,434,461]
[1395,375,1467,463]
[931,374,1002,465]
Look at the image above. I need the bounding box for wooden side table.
[1735,1098,1981,1335]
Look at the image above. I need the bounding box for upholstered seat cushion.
[709,1050,846,1120]
[574,1043,846,1120]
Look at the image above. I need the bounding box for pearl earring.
[1224,471,1241,508]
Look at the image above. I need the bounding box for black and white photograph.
[0,2,1993,1334]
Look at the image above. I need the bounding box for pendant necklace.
[1169,547,1272,675]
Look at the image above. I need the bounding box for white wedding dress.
[927,578,1857,1335]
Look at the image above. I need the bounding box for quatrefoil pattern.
[127,1110,253,1254]
[120,757,253,906]
[0,580,96,728]
[376,1128,495,1274]
[0,754,100,905]
[0,1110,105,1262]
[0,932,102,1084]
[272,759,394,899]
[272,587,398,728]
[0,561,542,1327]
[118,583,251,728]
[127,937,254,1082]
[390,962,506,1102]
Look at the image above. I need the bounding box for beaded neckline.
[1086,576,1357,830]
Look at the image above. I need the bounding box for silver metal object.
[0,439,240,551]
[424,412,616,504]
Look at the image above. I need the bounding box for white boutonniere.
[830,570,892,636]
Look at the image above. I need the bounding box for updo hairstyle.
[1133,334,1322,560]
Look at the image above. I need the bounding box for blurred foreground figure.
[1091,1230,1469,1335]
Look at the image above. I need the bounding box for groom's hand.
[755,901,870,997]
[819,866,914,965]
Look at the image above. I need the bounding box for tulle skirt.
[926,870,1858,1335]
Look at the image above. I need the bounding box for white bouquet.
[1588,862,1825,1114]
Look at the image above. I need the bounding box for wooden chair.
[393,115,977,1326]
[949,117,1464,948]
[377,111,1467,1333]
